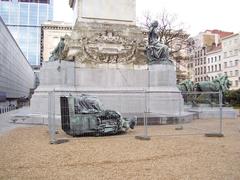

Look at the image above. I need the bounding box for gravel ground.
[0,118,240,180]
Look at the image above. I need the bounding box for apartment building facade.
[190,30,233,83]
[222,34,240,89]
[206,46,222,81]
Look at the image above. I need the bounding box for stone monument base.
[30,61,185,124]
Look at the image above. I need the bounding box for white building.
[222,33,240,90]
[193,47,207,82]
[0,17,35,110]
[190,30,233,83]
[206,46,223,81]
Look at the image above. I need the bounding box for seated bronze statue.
[146,21,172,64]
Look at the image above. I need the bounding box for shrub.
[225,89,240,107]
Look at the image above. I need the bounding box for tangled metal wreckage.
[60,94,137,136]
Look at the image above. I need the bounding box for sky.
[53,0,240,36]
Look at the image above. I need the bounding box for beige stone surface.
[74,0,136,25]
[0,118,240,179]
[41,22,72,62]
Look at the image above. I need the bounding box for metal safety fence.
[48,90,225,144]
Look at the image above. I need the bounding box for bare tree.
[141,10,194,81]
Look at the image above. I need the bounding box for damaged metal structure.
[60,94,136,136]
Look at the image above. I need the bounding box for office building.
[0,0,53,65]
[0,17,35,110]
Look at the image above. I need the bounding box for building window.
[215,65,217,71]
[0,3,9,23]
[215,56,217,62]
[208,66,210,72]
[224,62,227,68]
[39,4,48,24]
[204,57,206,64]
[20,3,28,25]
[211,65,213,72]
[29,4,38,25]
[204,67,206,73]
[235,80,238,87]
[235,70,239,76]
[208,58,210,63]
[235,60,239,66]
[9,3,19,25]
[234,49,238,56]
[211,57,213,63]
[224,52,227,58]
[219,55,221,61]
[219,64,221,71]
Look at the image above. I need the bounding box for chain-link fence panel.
[48,90,226,144]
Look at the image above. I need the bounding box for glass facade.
[0,0,53,65]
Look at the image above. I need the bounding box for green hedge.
[224,89,240,107]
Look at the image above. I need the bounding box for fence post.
[143,89,148,138]
[135,89,150,140]
[48,91,56,144]
[219,90,223,135]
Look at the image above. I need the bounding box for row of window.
[195,66,206,75]
[224,70,239,77]
[0,2,53,26]
[223,38,239,47]
[195,61,239,76]
[194,48,206,58]
[195,76,208,82]
[195,64,222,75]
[207,55,221,63]
[223,49,239,58]
[207,64,222,73]
[224,60,239,68]
[194,57,207,66]
[0,0,49,4]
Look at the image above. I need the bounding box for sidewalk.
[0,107,33,135]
